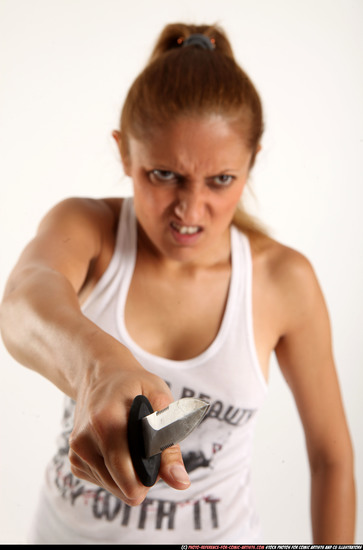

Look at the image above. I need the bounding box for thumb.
[159,444,191,490]
[147,391,190,490]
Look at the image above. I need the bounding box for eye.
[210,174,235,187]
[149,169,177,183]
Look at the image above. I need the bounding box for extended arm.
[0,198,190,504]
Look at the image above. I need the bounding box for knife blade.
[127,395,209,487]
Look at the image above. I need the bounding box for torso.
[125,247,232,363]
[79,198,294,383]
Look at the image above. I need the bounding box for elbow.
[309,439,355,483]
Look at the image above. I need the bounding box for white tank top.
[39,198,268,544]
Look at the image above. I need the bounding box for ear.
[112,130,132,176]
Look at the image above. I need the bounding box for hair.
[119,23,268,238]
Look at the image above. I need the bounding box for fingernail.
[170,464,190,486]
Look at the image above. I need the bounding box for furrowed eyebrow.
[150,169,183,179]
[145,164,240,181]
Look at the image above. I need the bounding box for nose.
[174,184,206,223]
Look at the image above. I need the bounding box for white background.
[0,0,362,543]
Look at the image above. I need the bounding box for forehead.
[127,115,251,172]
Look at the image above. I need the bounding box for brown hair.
[119,23,267,237]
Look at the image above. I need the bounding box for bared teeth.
[171,221,200,235]
[180,226,199,234]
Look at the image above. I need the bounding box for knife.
[127,395,209,487]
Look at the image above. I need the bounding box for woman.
[0,23,355,543]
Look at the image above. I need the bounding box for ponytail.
[148,23,235,63]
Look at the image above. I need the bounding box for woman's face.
[120,115,254,266]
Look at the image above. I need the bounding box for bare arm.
[0,198,190,504]
[274,252,355,543]
[1,198,115,396]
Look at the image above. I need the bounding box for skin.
[0,115,355,542]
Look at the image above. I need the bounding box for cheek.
[213,185,245,218]
[132,174,154,206]
[132,178,174,221]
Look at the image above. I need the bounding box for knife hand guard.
[127,395,161,487]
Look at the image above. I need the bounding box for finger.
[103,443,150,504]
[73,402,148,503]
[69,446,114,490]
[69,447,95,481]
[88,413,150,504]
[69,446,146,506]
[159,443,190,490]
[145,391,190,489]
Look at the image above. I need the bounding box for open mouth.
[170,221,203,235]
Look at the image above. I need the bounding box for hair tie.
[179,33,215,51]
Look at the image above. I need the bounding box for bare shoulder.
[38,196,122,238]
[6,197,123,296]
[35,196,122,260]
[250,232,317,288]
[249,233,324,336]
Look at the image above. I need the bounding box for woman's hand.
[68,349,190,506]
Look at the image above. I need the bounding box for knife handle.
[127,395,161,487]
